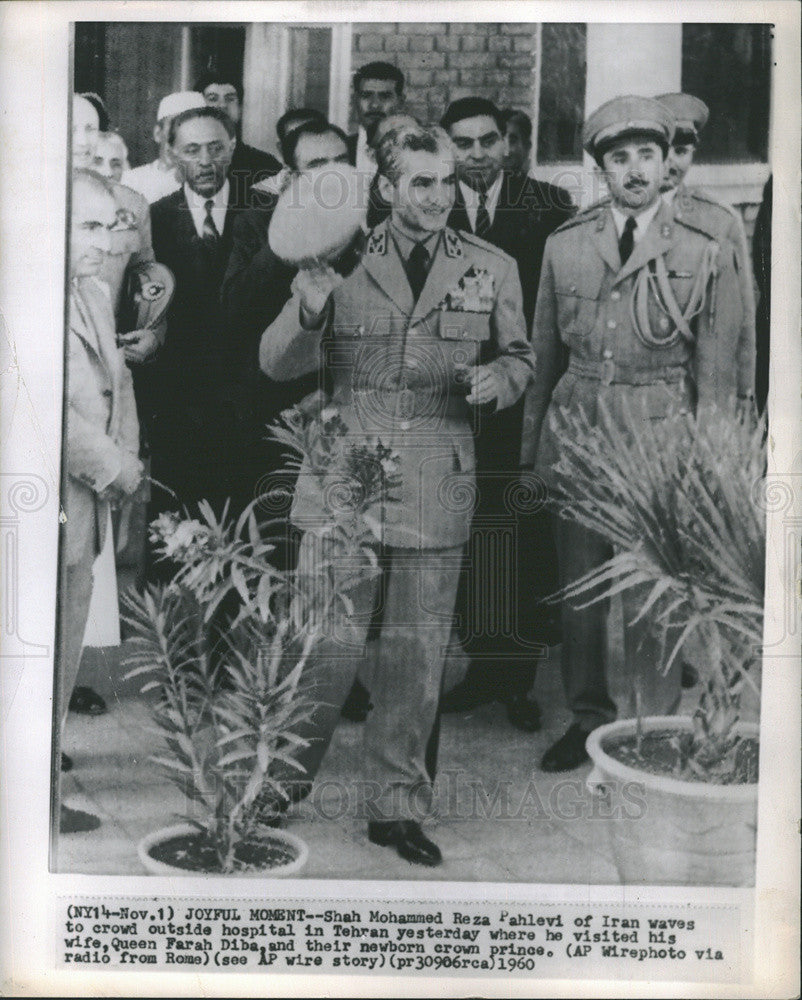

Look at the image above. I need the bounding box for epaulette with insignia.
[554,198,610,233]
[366,227,387,256]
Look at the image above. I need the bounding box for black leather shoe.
[540,723,591,772]
[505,692,542,732]
[340,679,372,722]
[60,804,101,833]
[440,679,493,714]
[681,661,699,688]
[61,752,73,773]
[69,686,107,716]
[368,820,442,867]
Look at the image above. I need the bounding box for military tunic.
[264,220,534,549]
[261,220,534,817]
[668,183,756,401]
[522,195,750,730]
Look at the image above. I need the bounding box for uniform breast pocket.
[438,310,491,343]
[555,275,603,338]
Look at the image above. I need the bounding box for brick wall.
[350,22,538,128]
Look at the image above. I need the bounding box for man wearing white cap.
[122,91,206,204]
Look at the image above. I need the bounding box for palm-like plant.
[548,400,765,779]
[122,401,402,872]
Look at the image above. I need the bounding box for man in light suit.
[261,124,534,865]
[61,170,143,832]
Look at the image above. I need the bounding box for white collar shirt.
[459,171,504,232]
[610,198,662,244]
[355,126,377,178]
[184,179,230,238]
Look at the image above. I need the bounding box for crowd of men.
[62,60,761,866]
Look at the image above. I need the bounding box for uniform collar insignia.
[366,225,388,256]
[443,227,464,258]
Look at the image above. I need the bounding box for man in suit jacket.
[440,97,575,730]
[195,71,283,201]
[148,106,251,529]
[260,124,534,866]
[523,97,752,772]
[222,120,358,534]
[61,170,142,832]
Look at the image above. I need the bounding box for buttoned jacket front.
[522,197,749,473]
[261,220,534,548]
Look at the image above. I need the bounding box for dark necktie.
[406,242,430,302]
[618,214,636,265]
[474,190,491,239]
[202,199,220,241]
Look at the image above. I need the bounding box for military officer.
[658,92,756,405]
[522,96,752,772]
[261,123,534,865]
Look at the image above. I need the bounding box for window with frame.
[681,23,771,163]
[536,23,587,164]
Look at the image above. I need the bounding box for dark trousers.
[453,464,559,700]
[553,516,681,731]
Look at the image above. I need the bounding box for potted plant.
[123,399,400,876]
[548,400,765,886]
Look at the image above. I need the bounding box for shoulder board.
[455,228,512,262]
[675,187,739,230]
[674,214,721,242]
[553,199,609,233]
[686,186,732,210]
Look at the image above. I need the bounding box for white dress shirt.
[355,126,377,178]
[121,159,180,205]
[610,197,662,244]
[184,179,230,238]
[459,171,504,233]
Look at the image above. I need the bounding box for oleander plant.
[123,396,401,873]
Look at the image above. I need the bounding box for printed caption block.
[56,896,745,981]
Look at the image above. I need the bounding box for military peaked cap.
[656,92,710,144]
[583,95,674,159]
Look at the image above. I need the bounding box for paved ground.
[56,604,743,883]
[58,646,609,882]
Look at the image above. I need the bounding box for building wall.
[350,22,538,129]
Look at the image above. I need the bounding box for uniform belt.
[348,387,468,420]
[567,359,688,387]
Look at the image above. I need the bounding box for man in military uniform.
[261,124,534,865]
[522,96,753,772]
[658,92,756,407]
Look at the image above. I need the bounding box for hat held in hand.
[268,164,368,268]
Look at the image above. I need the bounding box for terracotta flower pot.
[585,716,758,887]
[138,822,309,878]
